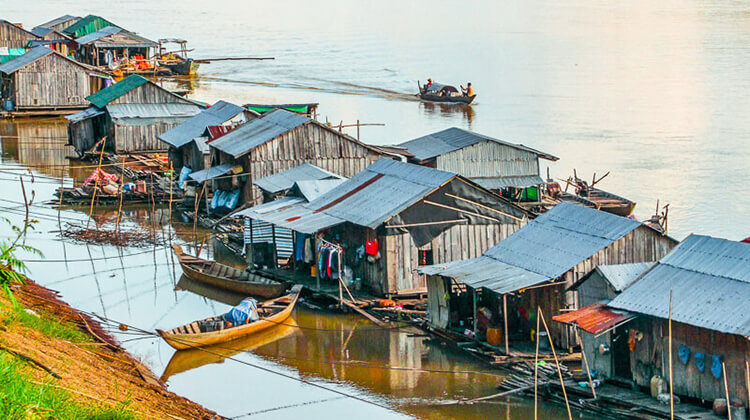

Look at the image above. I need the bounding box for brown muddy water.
[0,122,587,418]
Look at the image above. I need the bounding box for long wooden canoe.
[157,284,303,350]
[172,244,286,299]
[586,187,636,217]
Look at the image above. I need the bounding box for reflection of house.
[35,15,81,33]
[74,26,157,67]
[67,75,202,154]
[0,47,107,114]
[158,100,255,173]
[238,158,530,296]
[0,118,73,178]
[397,127,558,202]
[207,108,387,206]
[557,235,750,408]
[421,202,677,350]
[0,20,38,49]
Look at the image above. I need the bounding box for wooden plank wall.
[630,317,750,407]
[112,83,189,105]
[240,123,385,204]
[14,53,92,108]
[0,22,37,49]
[435,140,541,178]
[113,120,180,153]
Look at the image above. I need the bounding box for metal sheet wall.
[435,140,541,178]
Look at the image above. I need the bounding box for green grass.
[1,304,89,344]
[0,353,137,419]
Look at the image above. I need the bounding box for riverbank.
[0,279,220,420]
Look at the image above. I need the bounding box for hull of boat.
[173,245,286,298]
[165,60,199,76]
[158,286,302,350]
[419,92,475,104]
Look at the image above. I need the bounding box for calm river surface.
[2,0,750,418]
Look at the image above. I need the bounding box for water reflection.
[419,102,475,128]
[0,118,73,179]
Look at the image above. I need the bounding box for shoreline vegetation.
[0,279,220,419]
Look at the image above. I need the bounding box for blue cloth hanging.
[678,344,690,365]
[694,352,705,373]
[711,355,723,379]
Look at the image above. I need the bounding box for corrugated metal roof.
[484,202,641,279]
[207,125,234,141]
[62,15,116,38]
[209,109,310,158]
[193,137,209,154]
[37,15,80,29]
[158,100,245,148]
[0,47,54,74]
[253,163,344,194]
[609,235,750,336]
[397,127,558,162]
[595,262,652,292]
[292,179,347,201]
[553,303,636,335]
[236,197,345,234]
[470,175,545,189]
[420,256,551,294]
[307,158,455,228]
[74,25,122,45]
[31,27,53,37]
[65,106,104,123]
[188,163,235,183]
[86,75,149,108]
[107,103,201,121]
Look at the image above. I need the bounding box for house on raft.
[0,20,38,49]
[36,15,81,34]
[556,235,750,408]
[74,26,157,68]
[0,47,108,116]
[419,202,677,351]
[66,74,203,155]
[158,100,255,173]
[236,158,531,297]
[205,108,388,206]
[396,127,558,204]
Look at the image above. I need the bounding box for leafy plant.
[0,180,42,298]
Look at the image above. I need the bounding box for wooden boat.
[163,58,199,76]
[419,82,475,104]
[157,284,303,350]
[172,244,286,298]
[585,187,636,217]
[160,317,298,381]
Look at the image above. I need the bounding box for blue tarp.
[178,166,192,189]
[223,298,259,326]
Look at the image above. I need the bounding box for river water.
[2,0,750,417]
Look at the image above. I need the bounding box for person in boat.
[425,78,433,90]
[223,297,260,327]
[461,82,474,97]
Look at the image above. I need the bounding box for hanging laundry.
[365,239,379,256]
[678,344,690,365]
[294,233,307,261]
[710,355,723,379]
[303,238,313,263]
[694,352,705,373]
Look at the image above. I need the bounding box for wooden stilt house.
[420,202,677,350]
[66,74,202,154]
[0,20,38,49]
[0,47,107,115]
[238,158,531,296]
[74,26,157,67]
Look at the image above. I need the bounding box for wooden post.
[722,362,731,420]
[86,137,106,230]
[575,328,597,399]
[534,306,540,420]
[669,289,674,420]
[356,119,360,140]
[503,294,509,355]
[271,224,278,269]
[539,307,572,420]
[746,361,750,417]
[115,157,125,235]
[472,288,478,338]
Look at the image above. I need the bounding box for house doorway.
[612,326,632,379]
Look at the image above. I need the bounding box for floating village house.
[35,15,81,33]
[67,74,202,154]
[556,235,750,408]
[61,15,117,39]
[420,202,677,351]
[203,108,387,207]
[0,20,38,50]
[29,27,74,56]
[397,127,558,202]
[74,26,157,67]
[0,47,108,115]
[158,100,255,174]
[238,158,531,296]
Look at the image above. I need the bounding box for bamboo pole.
[575,328,597,399]
[669,289,674,420]
[746,361,750,417]
[722,362,731,420]
[538,307,572,420]
[86,137,106,230]
[503,294,509,355]
[115,157,125,235]
[534,306,540,420]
